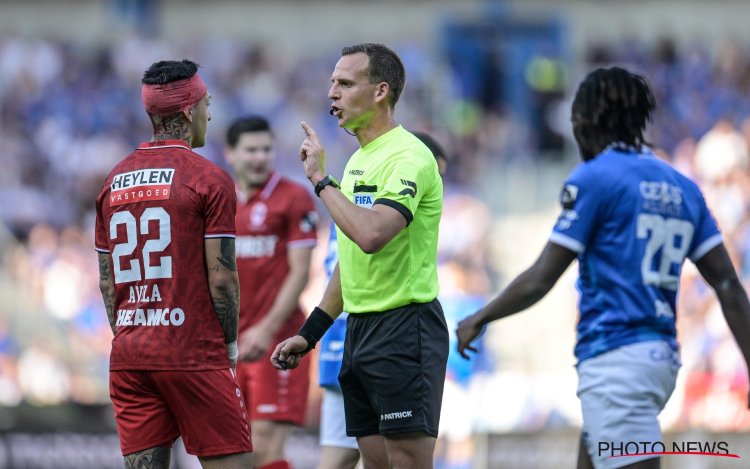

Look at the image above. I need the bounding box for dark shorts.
[339,299,449,438]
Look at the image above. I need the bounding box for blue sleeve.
[550,163,606,254]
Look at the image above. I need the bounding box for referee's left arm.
[270,263,344,370]
[318,262,344,317]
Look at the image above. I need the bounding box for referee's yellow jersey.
[337,125,443,313]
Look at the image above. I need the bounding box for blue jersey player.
[457,67,750,469]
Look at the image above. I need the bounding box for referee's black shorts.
[339,299,449,438]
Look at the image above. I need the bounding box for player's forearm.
[716,280,750,370]
[478,242,573,326]
[209,275,240,343]
[318,263,344,319]
[319,187,391,253]
[478,268,555,326]
[99,286,116,335]
[259,270,310,333]
[97,253,117,335]
[206,238,240,343]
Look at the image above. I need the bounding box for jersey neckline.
[359,125,404,153]
[137,140,192,151]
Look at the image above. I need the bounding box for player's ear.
[374,82,389,104]
[182,108,193,123]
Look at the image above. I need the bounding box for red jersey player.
[224,116,317,469]
[95,60,253,469]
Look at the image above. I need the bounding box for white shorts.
[438,379,473,441]
[320,389,358,449]
[577,340,680,469]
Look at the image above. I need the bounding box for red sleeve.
[286,184,318,248]
[94,187,110,252]
[203,167,237,238]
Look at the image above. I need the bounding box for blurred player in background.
[95,60,252,469]
[272,43,448,469]
[225,116,317,469]
[316,131,448,469]
[435,194,493,467]
[457,66,750,469]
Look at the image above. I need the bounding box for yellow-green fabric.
[337,126,442,313]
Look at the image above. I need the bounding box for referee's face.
[329,52,381,131]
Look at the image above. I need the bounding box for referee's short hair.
[342,43,405,109]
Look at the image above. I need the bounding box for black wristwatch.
[314,175,340,197]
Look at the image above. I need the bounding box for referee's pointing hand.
[300,121,326,184]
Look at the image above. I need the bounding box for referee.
[271,42,448,469]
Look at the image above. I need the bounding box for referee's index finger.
[301,121,319,142]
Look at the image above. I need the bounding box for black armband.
[298,307,335,352]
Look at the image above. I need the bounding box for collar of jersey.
[137,140,192,151]
[359,125,404,153]
[604,141,641,153]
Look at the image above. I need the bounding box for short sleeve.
[549,163,605,254]
[94,186,110,253]
[373,150,433,226]
[286,185,318,249]
[203,168,237,238]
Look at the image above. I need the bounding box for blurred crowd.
[1,30,750,441]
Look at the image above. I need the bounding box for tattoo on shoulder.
[216,237,237,271]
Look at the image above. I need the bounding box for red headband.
[141,74,208,116]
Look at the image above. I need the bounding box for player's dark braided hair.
[142,59,199,85]
[572,67,655,160]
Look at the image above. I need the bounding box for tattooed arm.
[205,238,240,363]
[97,253,117,336]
